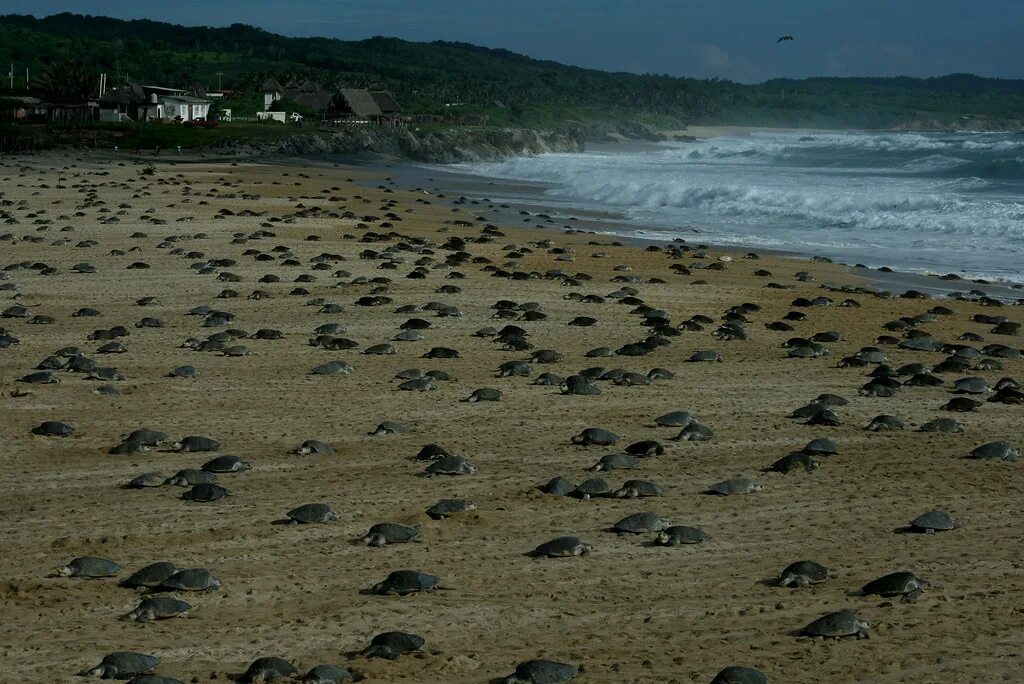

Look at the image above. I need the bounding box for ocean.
[451,131,1024,283]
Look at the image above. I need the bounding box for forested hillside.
[2,12,1023,131]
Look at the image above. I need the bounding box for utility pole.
[25,67,28,90]
[8,63,13,91]
[216,71,224,91]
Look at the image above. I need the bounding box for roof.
[330,89,382,117]
[369,90,400,114]
[163,95,212,105]
[261,78,283,93]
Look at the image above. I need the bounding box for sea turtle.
[953,377,989,394]
[392,330,424,342]
[654,411,694,427]
[124,472,166,489]
[127,676,184,684]
[710,666,768,684]
[93,384,122,397]
[422,455,476,476]
[571,427,620,446]
[362,523,419,546]
[201,455,252,473]
[360,631,425,659]
[425,499,475,519]
[530,536,593,558]
[591,453,639,471]
[542,476,575,496]
[168,365,199,379]
[535,372,564,386]
[295,439,335,455]
[32,420,74,437]
[613,479,665,498]
[805,406,840,426]
[415,444,452,460]
[165,469,217,487]
[561,375,601,395]
[310,361,355,376]
[706,478,762,495]
[182,483,229,502]
[499,360,532,377]
[624,440,665,457]
[156,568,221,592]
[127,428,167,446]
[777,560,829,587]
[18,370,59,384]
[77,652,160,679]
[866,415,904,431]
[124,596,191,622]
[371,421,410,436]
[909,510,956,533]
[398,378,437,391]
[941,397,982,412]
[286,503,340,524]
[861,571,930,601]
[689,350,723,362]
[369,570,444,595]
[302,664,357,683]
[801,611,870,639]
[173,435,220,452]
[422,346,457,359]
[241,656,298,682]
[803,438,838,455]
[764,452,819,474]
[611,512,669,534]
[571,478,610,500]
[673,422,714,442]
[55,556,120,578]
[654,525,709,545]
[967,441,1018,461]
[504,659,579,684]
[121,562,177,589]
[918,418,964,433]
[466,387,502,402]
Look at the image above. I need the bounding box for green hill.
[2,12,1024,132]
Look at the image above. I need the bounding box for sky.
[2,0,1022,83]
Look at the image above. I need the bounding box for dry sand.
[0,153,1021,683]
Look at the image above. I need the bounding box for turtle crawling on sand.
[286,503,340,524]
[369,570,445,595]
[710,666,768,684]
[78,652,160,679]
[777,560,829,587]
[801,611,870,639]
[123,596,191,622]
[360,631,425,659]
[55,556,120,578]
[530,536,593,558]
[861,571,930,601]
[362,523,419,546]
[504,659,579,684]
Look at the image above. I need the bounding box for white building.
[162,95,212,122]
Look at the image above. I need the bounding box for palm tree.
[34,61,98,101]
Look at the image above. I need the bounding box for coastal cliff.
[260,126,583,163]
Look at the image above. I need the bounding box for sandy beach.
[0,152,1021,683]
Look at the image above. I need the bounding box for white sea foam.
[453,131,1024,280]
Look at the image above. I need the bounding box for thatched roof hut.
[369,91,401,115]
[327,89,382,118]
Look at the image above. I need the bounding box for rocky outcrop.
[233,126,583,163]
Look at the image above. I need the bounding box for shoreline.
[358,155,1024,301]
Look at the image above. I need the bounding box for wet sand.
[0,153,1021,683]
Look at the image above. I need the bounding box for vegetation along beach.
[1,5,1022,684]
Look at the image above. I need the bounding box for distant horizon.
[1,0,1022,83]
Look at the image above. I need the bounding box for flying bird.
[777,35,795,43]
